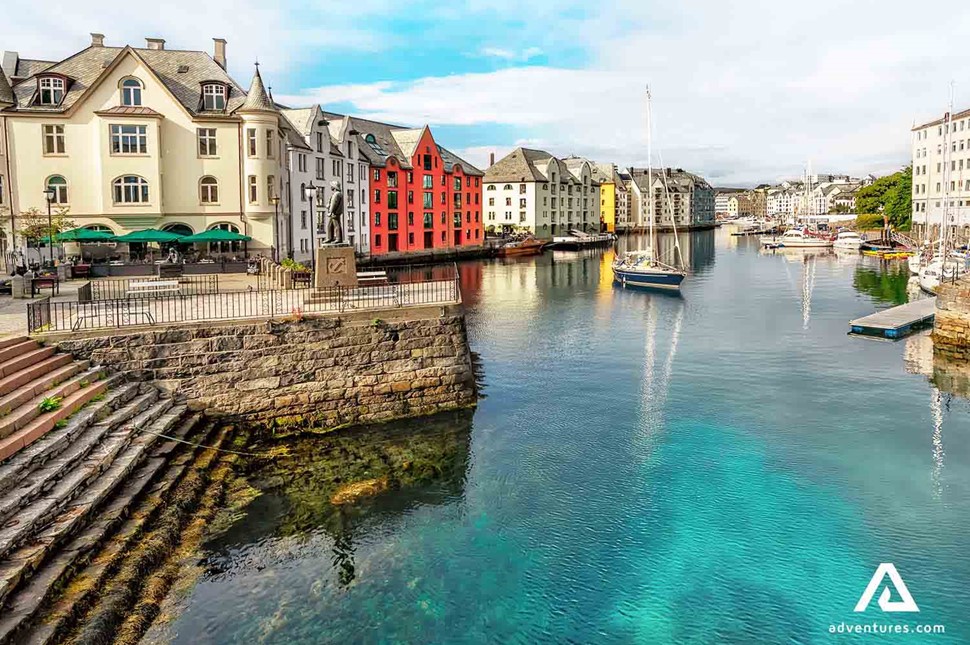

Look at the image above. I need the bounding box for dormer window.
[121,78,143,106]
[38,77,65,106]
[202,83,227,111]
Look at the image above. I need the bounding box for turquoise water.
[165,229,970,643]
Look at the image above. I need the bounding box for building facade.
[911,106,970,237]
[0,35,292,258]
[484,148,601,238]
[626,167,715,231]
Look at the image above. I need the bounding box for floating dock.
[849,297,937,340]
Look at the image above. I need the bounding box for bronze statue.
[322,180,344,244]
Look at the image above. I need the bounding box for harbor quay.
[933,277,970,360]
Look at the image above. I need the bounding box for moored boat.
[761,228,834,249]
[498,236,547,257]
[833,230,863,250]
[612,251,686,290]
[547,230,616,250]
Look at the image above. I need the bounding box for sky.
[2,0,969,186]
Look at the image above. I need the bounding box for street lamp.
[305,182,317,270]
[42,187,55,266]
[271,195,281,263]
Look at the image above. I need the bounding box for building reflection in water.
[201,409,474,588]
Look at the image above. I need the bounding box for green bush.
[855,213,885,230]
[281,258,309,272]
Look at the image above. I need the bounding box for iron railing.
[27,270,460,333]
[80,275,221,302]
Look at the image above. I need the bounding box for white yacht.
[833,231,863,250]
[761,228,834,249]
[918,259,967,294]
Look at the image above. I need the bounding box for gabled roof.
[8,45,246,117]
[484,147,552,183]
[278,110,312,151]
[280,107,315,137]
[391,127,425,159]
[0,66,13,106]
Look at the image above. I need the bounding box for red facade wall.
[368,128,483,255]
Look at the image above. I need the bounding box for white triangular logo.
[854,563,920,613]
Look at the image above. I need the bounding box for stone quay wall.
[44,305,477,428]
[933,279,970,360]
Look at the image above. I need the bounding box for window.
[423,192,433,208]
[316,158,325,180]
[300,182,306,202]
[202,84,226,111]
[297,154,306,172]
[43,125,65,154]
[46,175,68,204]
[121,78,143,106]
[489,198,495,206]
[198,128,217,156]
[520,183,527,194]
[375,212,381,226]
[316,132,324,152]
[248,176,258,204]
[38,77,65,105]
[374,189,382,204]
[408,212,414,226]
[267,176,275,201]
[346,189,354,208]
[373,169,381,181]
[375,234,382,247]
[388,191,398,209]
[423,155,432,170]
[266,129,274,159]
[112,175,149,204]
[200,176,219,203]
[423,175,433,189]
[110,124,148,154]
[424,213,433,229]
[441,192,446,205]
[388,172,398,188]
[332,160,341,176]
[454,177,461,191]
[247,128,257,157]
[407,171,413,184]
[348,164,354,183]
[408,190,414,204]
[408,232,414,245]
[388,213,398,230]
[487,185,496,191]
[301,210,307,230]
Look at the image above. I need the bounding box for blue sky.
[3,0,970,185]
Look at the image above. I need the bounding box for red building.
[325,115,484,255]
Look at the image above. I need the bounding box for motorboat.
[833,231,863,250]
[761,228,834,249]
[498,236,547,257]
[548,230,615,250]
[918,258,967,294]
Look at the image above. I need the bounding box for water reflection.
[853,263,912,306]
[615,229,716,273]
[203,410,474,588]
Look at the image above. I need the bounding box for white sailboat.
[613,87,687,290]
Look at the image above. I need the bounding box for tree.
[17,206,75,245]
[854,167,912,230]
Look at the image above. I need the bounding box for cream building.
[911,106,970,237]
[627,167,715,231]
[483,148,600,238]
[0,34,290,259]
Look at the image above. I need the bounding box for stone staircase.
[0,336,240,644]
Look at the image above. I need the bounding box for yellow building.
[598,171,616,233]
[0,34,295,257]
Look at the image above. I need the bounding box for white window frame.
[43,124,65,155]
[121,78,143,106]
[197,128,217,156]
[112,175,149,204]
[248,176,258,204]
[38,77,65,106]
[200,176,219,204]
[110,124,148,154]
[46,176,69,205]
[202,84,226,111]
[247,128,257,157]
[266,129,274,159]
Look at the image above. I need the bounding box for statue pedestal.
[314,245,358,289]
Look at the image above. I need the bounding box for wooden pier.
[849,297,937,339]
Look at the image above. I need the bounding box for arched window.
[486,185,496,191]
[121,78,143,106]
[210,222,239,233]
[46,175,68,205]
[112,175,149,204]
[208,222,241,253]
[38,76,65,106]
[300,182,306,202]
[162,223,194,237]
[84,224,113,233]
[199,176,219,204]
[503,184,513,190]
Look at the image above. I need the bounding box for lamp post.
[271,195,281,263]
[43,187,55,267]
[305,182,317,270]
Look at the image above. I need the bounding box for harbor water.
[160,228,970,643]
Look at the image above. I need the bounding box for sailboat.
[613,87,687,291]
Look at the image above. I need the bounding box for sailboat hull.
[613,267,685,290]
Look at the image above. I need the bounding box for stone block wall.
[933,279,970,361]
[47,306,477,429]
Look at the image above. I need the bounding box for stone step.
[0,354,75,399]
[0,337,31,352]
[20,417,215,645]
[0,377,133,498]
[0,347,56,380]
[0,378,112,463]
[0,361,91,418]
[0,340,40,366]
[0,413,206,645]
[0,395,172,565]
[0,389,159,528]
[0,369,106,441]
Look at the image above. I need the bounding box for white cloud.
[479,46,543,62]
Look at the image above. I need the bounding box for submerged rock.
[330,476,390,505]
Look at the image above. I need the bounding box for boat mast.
[942,84,953,254]
[647,85,654,258]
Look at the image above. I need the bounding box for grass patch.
[39,396,63,413]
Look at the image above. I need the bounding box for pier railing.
[78,275,221,302]
[27,269,460,334]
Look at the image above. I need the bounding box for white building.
[911,106,970,237]
[627,167,715,231]
[483,148,601,238]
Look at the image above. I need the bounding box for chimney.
[489,152,495,167]
[90,33,105,47]
[145,38,165,50]
[213,38,227,70]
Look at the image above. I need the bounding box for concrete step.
[0,340,40,366]
[0,378,112,463]
[0,337,31,352]
[0,361,91,418]
[0,400,184,608]
[0,354,74,399]
[0,347,56,380]
[0,369,106,441]
[0,378,133,498]
[10,416,212,645]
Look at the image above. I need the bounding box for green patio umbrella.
[179,229,252,242]
[54,228,116,242]
[112,228,185,243]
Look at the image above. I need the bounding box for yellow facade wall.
[600,181,616,232]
